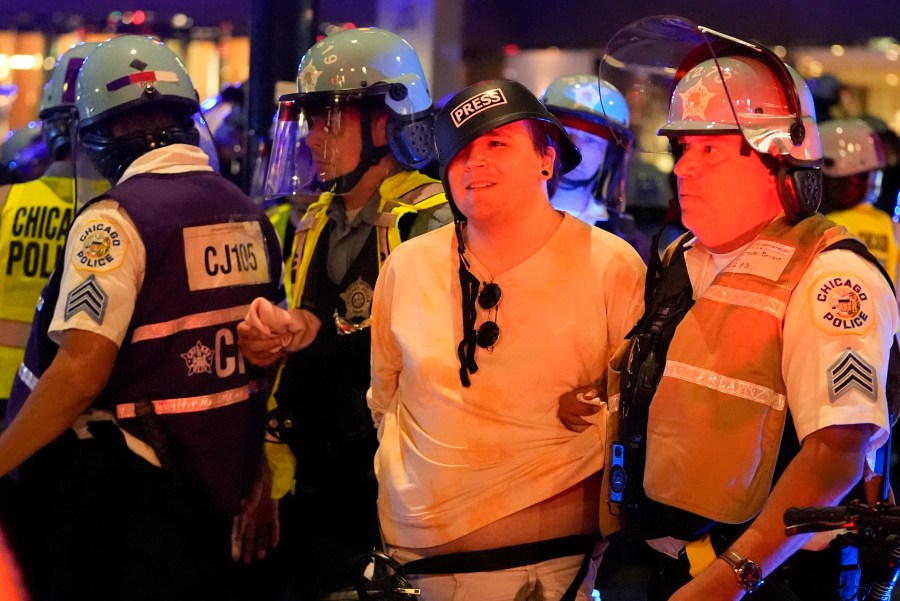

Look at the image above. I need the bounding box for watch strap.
[719,549,764,593]
[719,549,746,569]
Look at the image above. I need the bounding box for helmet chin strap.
[320,104,391,194]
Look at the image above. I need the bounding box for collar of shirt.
[118,144,214,184]
[325,189,382,240]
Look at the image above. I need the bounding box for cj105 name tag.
[183,221,270,291]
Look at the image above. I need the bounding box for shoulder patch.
[810,273,875,336]
[71,218,128,273]
[64,275,108,324]
[828,348,877,402]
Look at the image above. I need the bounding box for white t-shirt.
[369,213,647,548]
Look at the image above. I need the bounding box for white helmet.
[542,75,630,128]
[74,35,204,180]
[265,27,435,198]
[820,118,886,210]
[821,118,885,178]
[660,56,821,165]
[541,74,633,213]
[39,42,100,160]
[601,15,823,222]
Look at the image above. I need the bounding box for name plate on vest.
[183,221,270,291]
[723,240,795,281]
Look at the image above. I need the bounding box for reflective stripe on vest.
[644,215,857,524]
[132,305,250,343]
[116,378,266,419]
[16,363,39,392]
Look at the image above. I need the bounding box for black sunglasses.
[475,282,502,348]
[456,224,505,387]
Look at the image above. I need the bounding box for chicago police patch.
[828,348,877,402]
[71,219,127,273]
[811,274,874,335]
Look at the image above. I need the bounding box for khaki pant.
[387,542,606,601]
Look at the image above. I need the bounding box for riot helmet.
[0,122,50,184]
[600,15,823,222]
[541,75,634,217]
[74,35,203,181]
[264,27,436,198]
[39,42,99,161]
[820,118,886,212]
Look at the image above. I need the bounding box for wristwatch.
[719,549,764,593]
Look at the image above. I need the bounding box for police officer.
[237,27,451,598]
[0,43,99,600]
[0,35,283,601]
[561,16,897,600]
[0,43,96,414]
[541,75,650,260]
[819,118,900,284]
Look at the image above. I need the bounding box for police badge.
[335,276,374,335]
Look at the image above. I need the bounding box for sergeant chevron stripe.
[64,275,109,325]
[828,348,877,401]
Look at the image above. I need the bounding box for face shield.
[192,111,221,172]
[263,85,415,199]
[72,124,112,211]
[599,16,820,165]
[552,112,634,215]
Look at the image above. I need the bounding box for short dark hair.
[526,119,563,198]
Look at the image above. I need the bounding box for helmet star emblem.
[299,62,324,93]
[679,79,718,120]
[572,84,601,110]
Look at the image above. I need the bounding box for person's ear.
[541,146,556,179]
